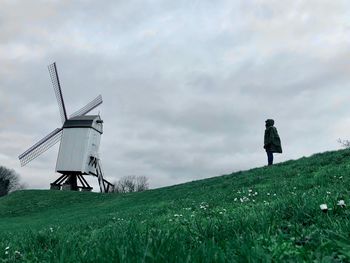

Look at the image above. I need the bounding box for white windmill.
[18,62,114,193]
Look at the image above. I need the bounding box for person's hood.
[265,119,274,127]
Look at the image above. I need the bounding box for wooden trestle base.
[50,174,93,192]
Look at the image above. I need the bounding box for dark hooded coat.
[264,119,282,153]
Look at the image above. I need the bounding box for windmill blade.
[18,128,63,167]
[48,63,68,124]
[69,95,103,118]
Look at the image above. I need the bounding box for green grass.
[1,149,350,262]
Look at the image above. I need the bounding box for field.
[1,149,350,262]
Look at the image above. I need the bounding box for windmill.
[18,62,114,193]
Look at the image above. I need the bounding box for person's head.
[265,119,274,128]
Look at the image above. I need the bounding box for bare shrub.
[114,175,149,193]
[337,138,350,148]
[0,166,24,197]
[135,176,149,192]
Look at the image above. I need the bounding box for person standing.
[264,119,282,165]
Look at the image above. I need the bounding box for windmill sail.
[19,128,63,166]
[48,63,68,124]
[70,95,103,118]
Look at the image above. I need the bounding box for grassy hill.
[1,149,350,262]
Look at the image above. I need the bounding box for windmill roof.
[70,115,100,120]
[63,115,103,133]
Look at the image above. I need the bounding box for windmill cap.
[63,115,103,134]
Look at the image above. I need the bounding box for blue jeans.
[266,151,273,165]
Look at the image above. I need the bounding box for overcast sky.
[1,0,350,190]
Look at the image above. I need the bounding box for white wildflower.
[240,196,249,203]
[5,247,9,250]
[234,198,237,201]
[50,227,54,232]
[200,203,208,209]
[320,204,328,212]
[326,192,331,195]
[267,193,270,196]
[337,200,346,207]
[248,189,253,193]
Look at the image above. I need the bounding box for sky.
[1,0,350,190]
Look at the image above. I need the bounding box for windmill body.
[18,63,114,193]
[56,115,102,174]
